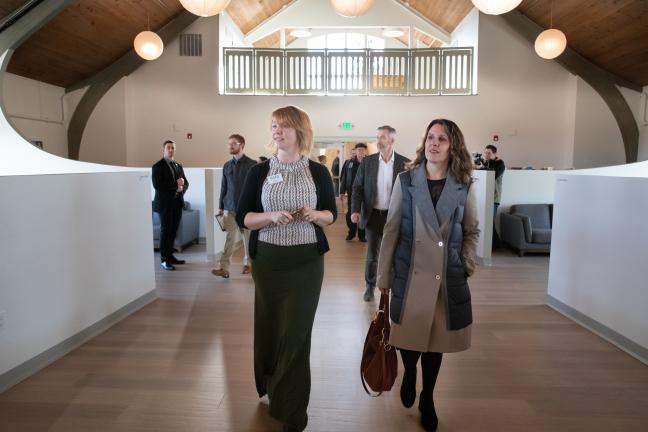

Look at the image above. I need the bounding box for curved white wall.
[0,51,155,388]
[547,161,648,361]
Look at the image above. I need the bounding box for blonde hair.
[267,106,314,156]
[407,119,473,185]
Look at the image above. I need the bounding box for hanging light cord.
[550,0,554,29]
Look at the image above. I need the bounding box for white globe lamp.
[179,0,231,17]
[331,0,375,18]
[134,31,164,61]
[534,28,567,59]
[471,0,522,15]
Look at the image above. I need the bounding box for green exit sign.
[340,122,354,130]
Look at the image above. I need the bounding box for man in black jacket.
[476,144,506,248]
[152,140,189,271]
[331,150,340,196]
[340,143,367,242]
[351,126,409,301]
[212,134,258,278]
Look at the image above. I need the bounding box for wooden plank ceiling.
[517,0,648,87]
[3,0,648,88]
[6,0,185,88]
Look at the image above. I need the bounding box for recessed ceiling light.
[290,29,312,38]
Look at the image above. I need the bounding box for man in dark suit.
[331,150,340,196]
[212,134,257,278]
[152,140,189,271]
[340,143,367,241]
[351,126,408,301]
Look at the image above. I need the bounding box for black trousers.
[159,198,183,262]
[364,210,387,289]
[345,199,365,239]
[493,203,501,248]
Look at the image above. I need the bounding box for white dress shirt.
[374,150,395,210]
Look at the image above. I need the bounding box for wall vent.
[180,34,202,57]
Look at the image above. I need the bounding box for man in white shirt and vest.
[351,126,409,301]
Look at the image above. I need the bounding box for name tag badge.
[267,173,284,185]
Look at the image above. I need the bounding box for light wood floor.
[1,210,647,431]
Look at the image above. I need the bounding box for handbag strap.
[380,293,390,326]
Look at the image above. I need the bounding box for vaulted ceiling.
[2,0,647,89]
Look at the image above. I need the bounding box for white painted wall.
[0,52,156,382]
[2,73,68,158]
[451,7,479,93]
[471,169,494,265]
[78,13,586,172]
[548,165,648,353]
[498,170,562,212]
[80,77,127,165]
[219,11,246,48]
[572,78,626,169]
[0,171,155,377]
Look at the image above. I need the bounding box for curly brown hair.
[406,119,473,185]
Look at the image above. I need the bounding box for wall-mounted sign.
[340,122,354,130]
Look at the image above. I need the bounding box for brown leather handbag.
[360,293,398,396]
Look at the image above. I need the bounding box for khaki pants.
[219,211,250,270]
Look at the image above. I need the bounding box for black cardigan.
[235,159,338,258]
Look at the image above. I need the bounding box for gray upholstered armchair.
[500,204,553,256]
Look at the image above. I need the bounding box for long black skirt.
[252,242,324,431]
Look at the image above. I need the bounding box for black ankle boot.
[418,392,438,431]
[400,367,417,408]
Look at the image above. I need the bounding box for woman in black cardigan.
[236,106,336,432]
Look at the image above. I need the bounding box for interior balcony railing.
[223,47,473,96]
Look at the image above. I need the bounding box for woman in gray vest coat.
[376,119,479,431]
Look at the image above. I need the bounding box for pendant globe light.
[134,30,164,60]
[134,12,163,61]
[179,0,231,17]
[535,29,566,59]
[331,0,375,18]
[471,0,522,15]
[534,1,567,59]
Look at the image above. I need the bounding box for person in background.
[475,144,505,248]
[351,126,408,301]
[331,150,340,196]
[377,119,479,431]
[235,106,337,432]
[152,140,189,271]
[317,154,328,166]
[340,143,367,242]
[212,134,257,278]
